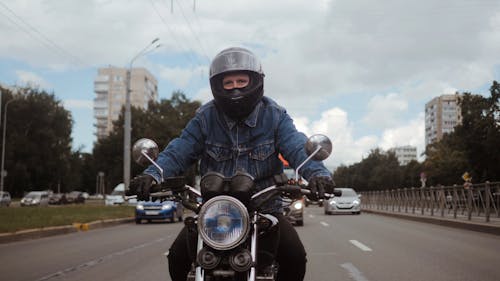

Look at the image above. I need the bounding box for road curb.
[364,209,500,236]
[0,217,134,244]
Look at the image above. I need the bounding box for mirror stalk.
[141,151,164,183]
[295,146,321,181]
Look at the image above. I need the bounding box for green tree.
[0,86,74,197]
[92,92,201,191]
[423,134,468,186]
[454,82,500,181]
[333,148,403,191]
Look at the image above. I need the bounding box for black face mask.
[211,72,264,120]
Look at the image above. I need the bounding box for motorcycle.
[127,134,334,281]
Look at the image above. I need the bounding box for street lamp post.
[124,38,160,191]
[0,98,17,193]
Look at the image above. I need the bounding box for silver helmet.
[209,47,264,120]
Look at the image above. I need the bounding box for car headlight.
[136,204,144,210]
[329,200,337,205]
[162,204,172,210]
[353,200,360,205]
[198,195,249,250]
[293,201,303,210]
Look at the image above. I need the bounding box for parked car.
[20,191,50,207]
[89,193,104,200]
[49,193,67,205]
[105,183,137,206]
[283,197,305,226]
[66,191,85,204]
[0,191,11,207]
[135,199,184,224]
[324,188,361,215]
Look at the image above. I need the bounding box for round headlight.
[293,201,303,210]
[136,204,144,210]
[162,204,172,210]
[198,195,250,250]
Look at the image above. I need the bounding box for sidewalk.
[363,207,500,236]
[0,217,134,244]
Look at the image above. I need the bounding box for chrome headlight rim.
[198,195,250,250]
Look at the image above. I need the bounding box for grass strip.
[0,205,135,233]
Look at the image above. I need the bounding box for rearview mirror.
[132,138,159,166]
[295,134,333,181]
[305,134,332,161]
[132,138,164,182]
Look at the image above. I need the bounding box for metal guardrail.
[360,181,500,223]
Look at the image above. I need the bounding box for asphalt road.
[1,206,500,281]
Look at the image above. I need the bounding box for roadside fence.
[360,181,500,223]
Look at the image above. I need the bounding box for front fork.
[195,232,204,281]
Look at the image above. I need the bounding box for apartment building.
[390,145,418,166]
[94,67,158,139]
[425,94,462,146]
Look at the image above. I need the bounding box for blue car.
[135,200,184,224]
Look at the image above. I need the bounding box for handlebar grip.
[301,188,311,195]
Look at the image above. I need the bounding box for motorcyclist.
[128,47,335,281]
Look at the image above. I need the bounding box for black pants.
[167,214,307,281]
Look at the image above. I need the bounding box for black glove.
[127,174,156,201]
[307,176,335,201]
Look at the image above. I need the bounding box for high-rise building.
[390,145,418,166]
[94,67,158,139]
[425,94,462,146]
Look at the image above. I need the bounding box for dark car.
[283,197,305,226]
[66,191,85,204]
[135,200,183,224]
[49,193,67,205]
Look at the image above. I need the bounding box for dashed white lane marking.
[341,263,370,281]
[349,240,372,252]
[320,221,329,227]
[308,214,315,218]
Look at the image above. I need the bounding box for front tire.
[135,218,141,224]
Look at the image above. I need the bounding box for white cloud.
[158,65,205,89]
[192,86,212,104]
[291,107,379,169]
[379,113,426,160]
[1,0,499,159]
[14,70,50,89]
[362,93,408,128]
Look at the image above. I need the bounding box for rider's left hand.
[308,176,335,200]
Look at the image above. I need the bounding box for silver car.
[0,191,11,207]
[324,188,361,215]
[21,191,50,207]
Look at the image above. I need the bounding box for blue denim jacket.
[144,96,331,210]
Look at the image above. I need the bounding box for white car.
[324,188,361,215]
[0,191,11,207]
[105,183,137,206]
[21,191,50,207]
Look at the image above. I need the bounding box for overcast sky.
[1,0,499,170]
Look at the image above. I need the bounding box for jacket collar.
[223,101,262,130]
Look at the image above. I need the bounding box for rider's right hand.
[127,174,156,201]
